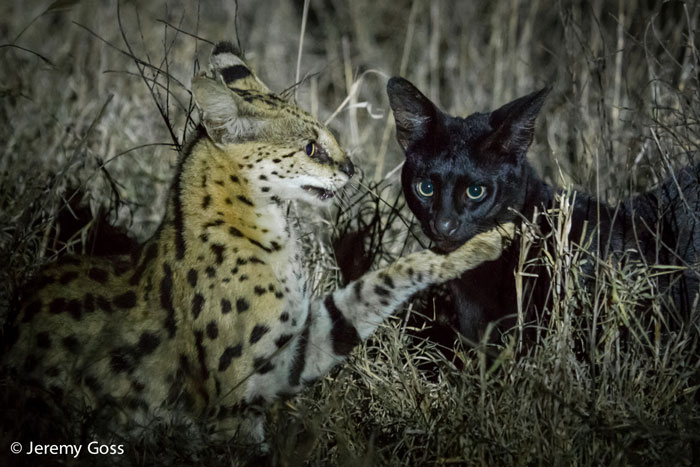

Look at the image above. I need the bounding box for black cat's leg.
[449,279,486,344]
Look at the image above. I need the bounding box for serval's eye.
[466,185,487,201]
[305,142,316,157]
[416,180,434,197]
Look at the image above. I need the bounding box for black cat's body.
[388,77,700,342]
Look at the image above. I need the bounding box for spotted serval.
[2,42,513,449]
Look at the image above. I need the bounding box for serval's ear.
[191,42,279,145]
[208,41,272,95]
[192,74,267,145]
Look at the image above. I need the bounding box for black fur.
[388,76,700,342]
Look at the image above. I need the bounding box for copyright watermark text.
[9,441,124,458]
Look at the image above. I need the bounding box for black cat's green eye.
[305,142,316,157]
[467,185,486,201]
[416,181,434,197]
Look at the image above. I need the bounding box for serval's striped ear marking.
[191,41,280,145]
[209,41,272,95]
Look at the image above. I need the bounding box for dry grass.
[1,0,699,465]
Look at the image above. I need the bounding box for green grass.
[1,0,699,465]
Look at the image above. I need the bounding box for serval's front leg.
[289,223,514,388]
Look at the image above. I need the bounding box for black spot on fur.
[261,187,270,192]
[250,324,270,344]
[62,335,81,354]
[131,380,146,393]
[230,175,240,184]
[88,267,109,284]
[218,344,242,371]
[253,357,275,374]
[237,195,254,206]
[192,293,205,320]
[289,322,310,387]
[97,296,113,313]
[249,256,265,264]
[211,243,226,264]
[110,348,135,374]
[161,264,177,338]
[113,291,137,309]
[206,266,216,278]
[204,219,225,228]
[236,298,250,313]
[130,242,158,286]
[382,274,395,289]
[66,299,82,320]
[229,226,244,237]
[83,294,95,313]
[138,332,160,354]
[187,269,198,287]
[324,295,360,356]
[22,300,42,322]
[49,298,66,315]
[353,281,363,301]
[36,332,51,349]
[253,285,266,296]
[374,285,390,297]
[179,354,192,375]
[248,238,272,253]
[206,321,219,339]
[221,65,252,83]
[194,330,210,380]
[275,334,293,348]
[84,375,101,392]
[202,195,211,209]
[221,298,232,314]
[111,258,131,276]
[213,41,237,55]
[279,311,289,322]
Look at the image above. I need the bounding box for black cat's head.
[387,77,550,252]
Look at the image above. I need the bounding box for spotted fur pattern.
[2,42,513,448]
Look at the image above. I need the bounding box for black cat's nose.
[339,159,355,178]
[433,218,459,237]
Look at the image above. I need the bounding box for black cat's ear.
[484,86,551,159]
[387,77,441,152]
